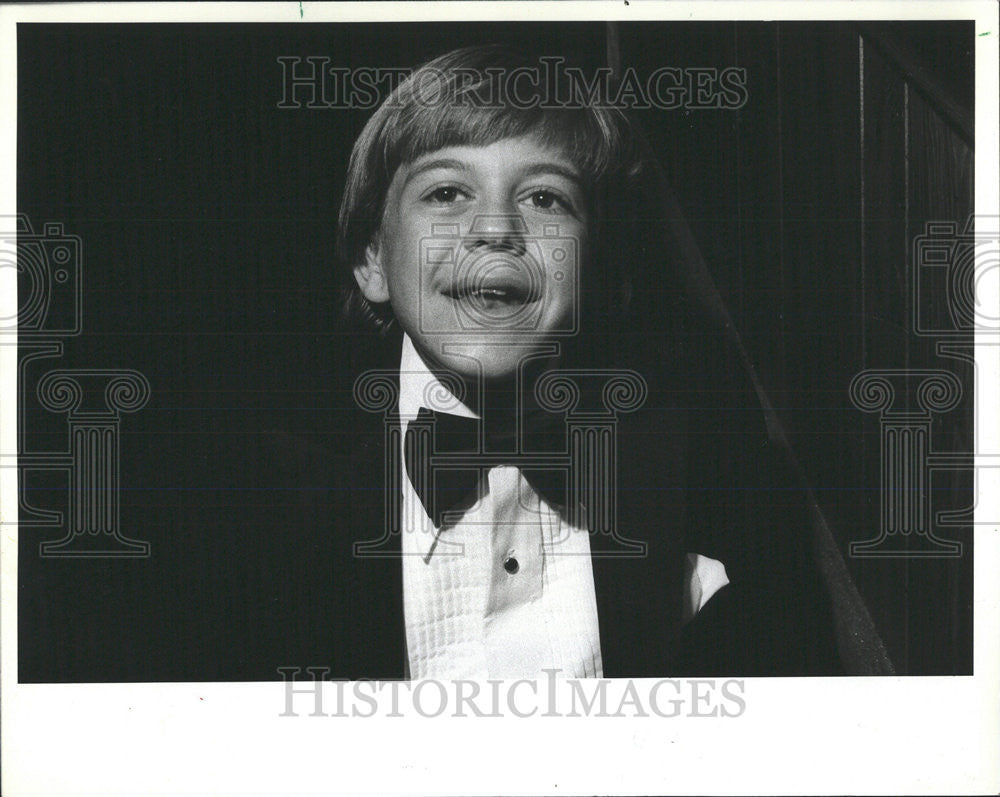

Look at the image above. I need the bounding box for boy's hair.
[336,44,671,344]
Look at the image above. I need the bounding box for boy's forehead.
[397,138,583,182]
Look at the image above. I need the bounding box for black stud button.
[503,556,519,575]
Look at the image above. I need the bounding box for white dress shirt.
[396,335,728,679]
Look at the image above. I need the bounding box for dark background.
[17,21,974,679]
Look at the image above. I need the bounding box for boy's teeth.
[459,286,513,299]
[447,283,533,302]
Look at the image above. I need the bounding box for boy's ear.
[353,243,390,304]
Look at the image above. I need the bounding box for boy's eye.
[521,189,575,215]
[529,191,557,209]
[424,185,465,204]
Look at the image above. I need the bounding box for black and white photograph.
[2,2,998,795]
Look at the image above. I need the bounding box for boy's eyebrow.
[518,162,584,186]
[400,158,470,192]
[400,157,584,192]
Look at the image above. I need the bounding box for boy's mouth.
[441,275,540,307]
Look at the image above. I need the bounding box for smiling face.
[353,136,589,383]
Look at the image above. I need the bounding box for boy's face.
[354,136,589,383]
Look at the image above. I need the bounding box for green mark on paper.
[299,2,304,18]
[978,31,989,36]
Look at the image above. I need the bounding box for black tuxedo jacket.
[259,332,850,680]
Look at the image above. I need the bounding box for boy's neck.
[401,334,563,421]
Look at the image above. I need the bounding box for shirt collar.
[398,334,478,421]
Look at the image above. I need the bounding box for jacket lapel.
[591,407,688,677]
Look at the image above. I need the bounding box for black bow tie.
[403,406,568,528]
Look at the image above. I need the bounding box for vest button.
[503,556,519,575]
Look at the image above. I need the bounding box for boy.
[331,44,848,678]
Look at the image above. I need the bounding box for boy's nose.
[462,213,528,257]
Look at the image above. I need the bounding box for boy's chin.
[421,337,564,385]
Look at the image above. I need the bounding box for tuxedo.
[262,327,857,680]
[18,322,879,683]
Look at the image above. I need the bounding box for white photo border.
[1,2,997,795]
